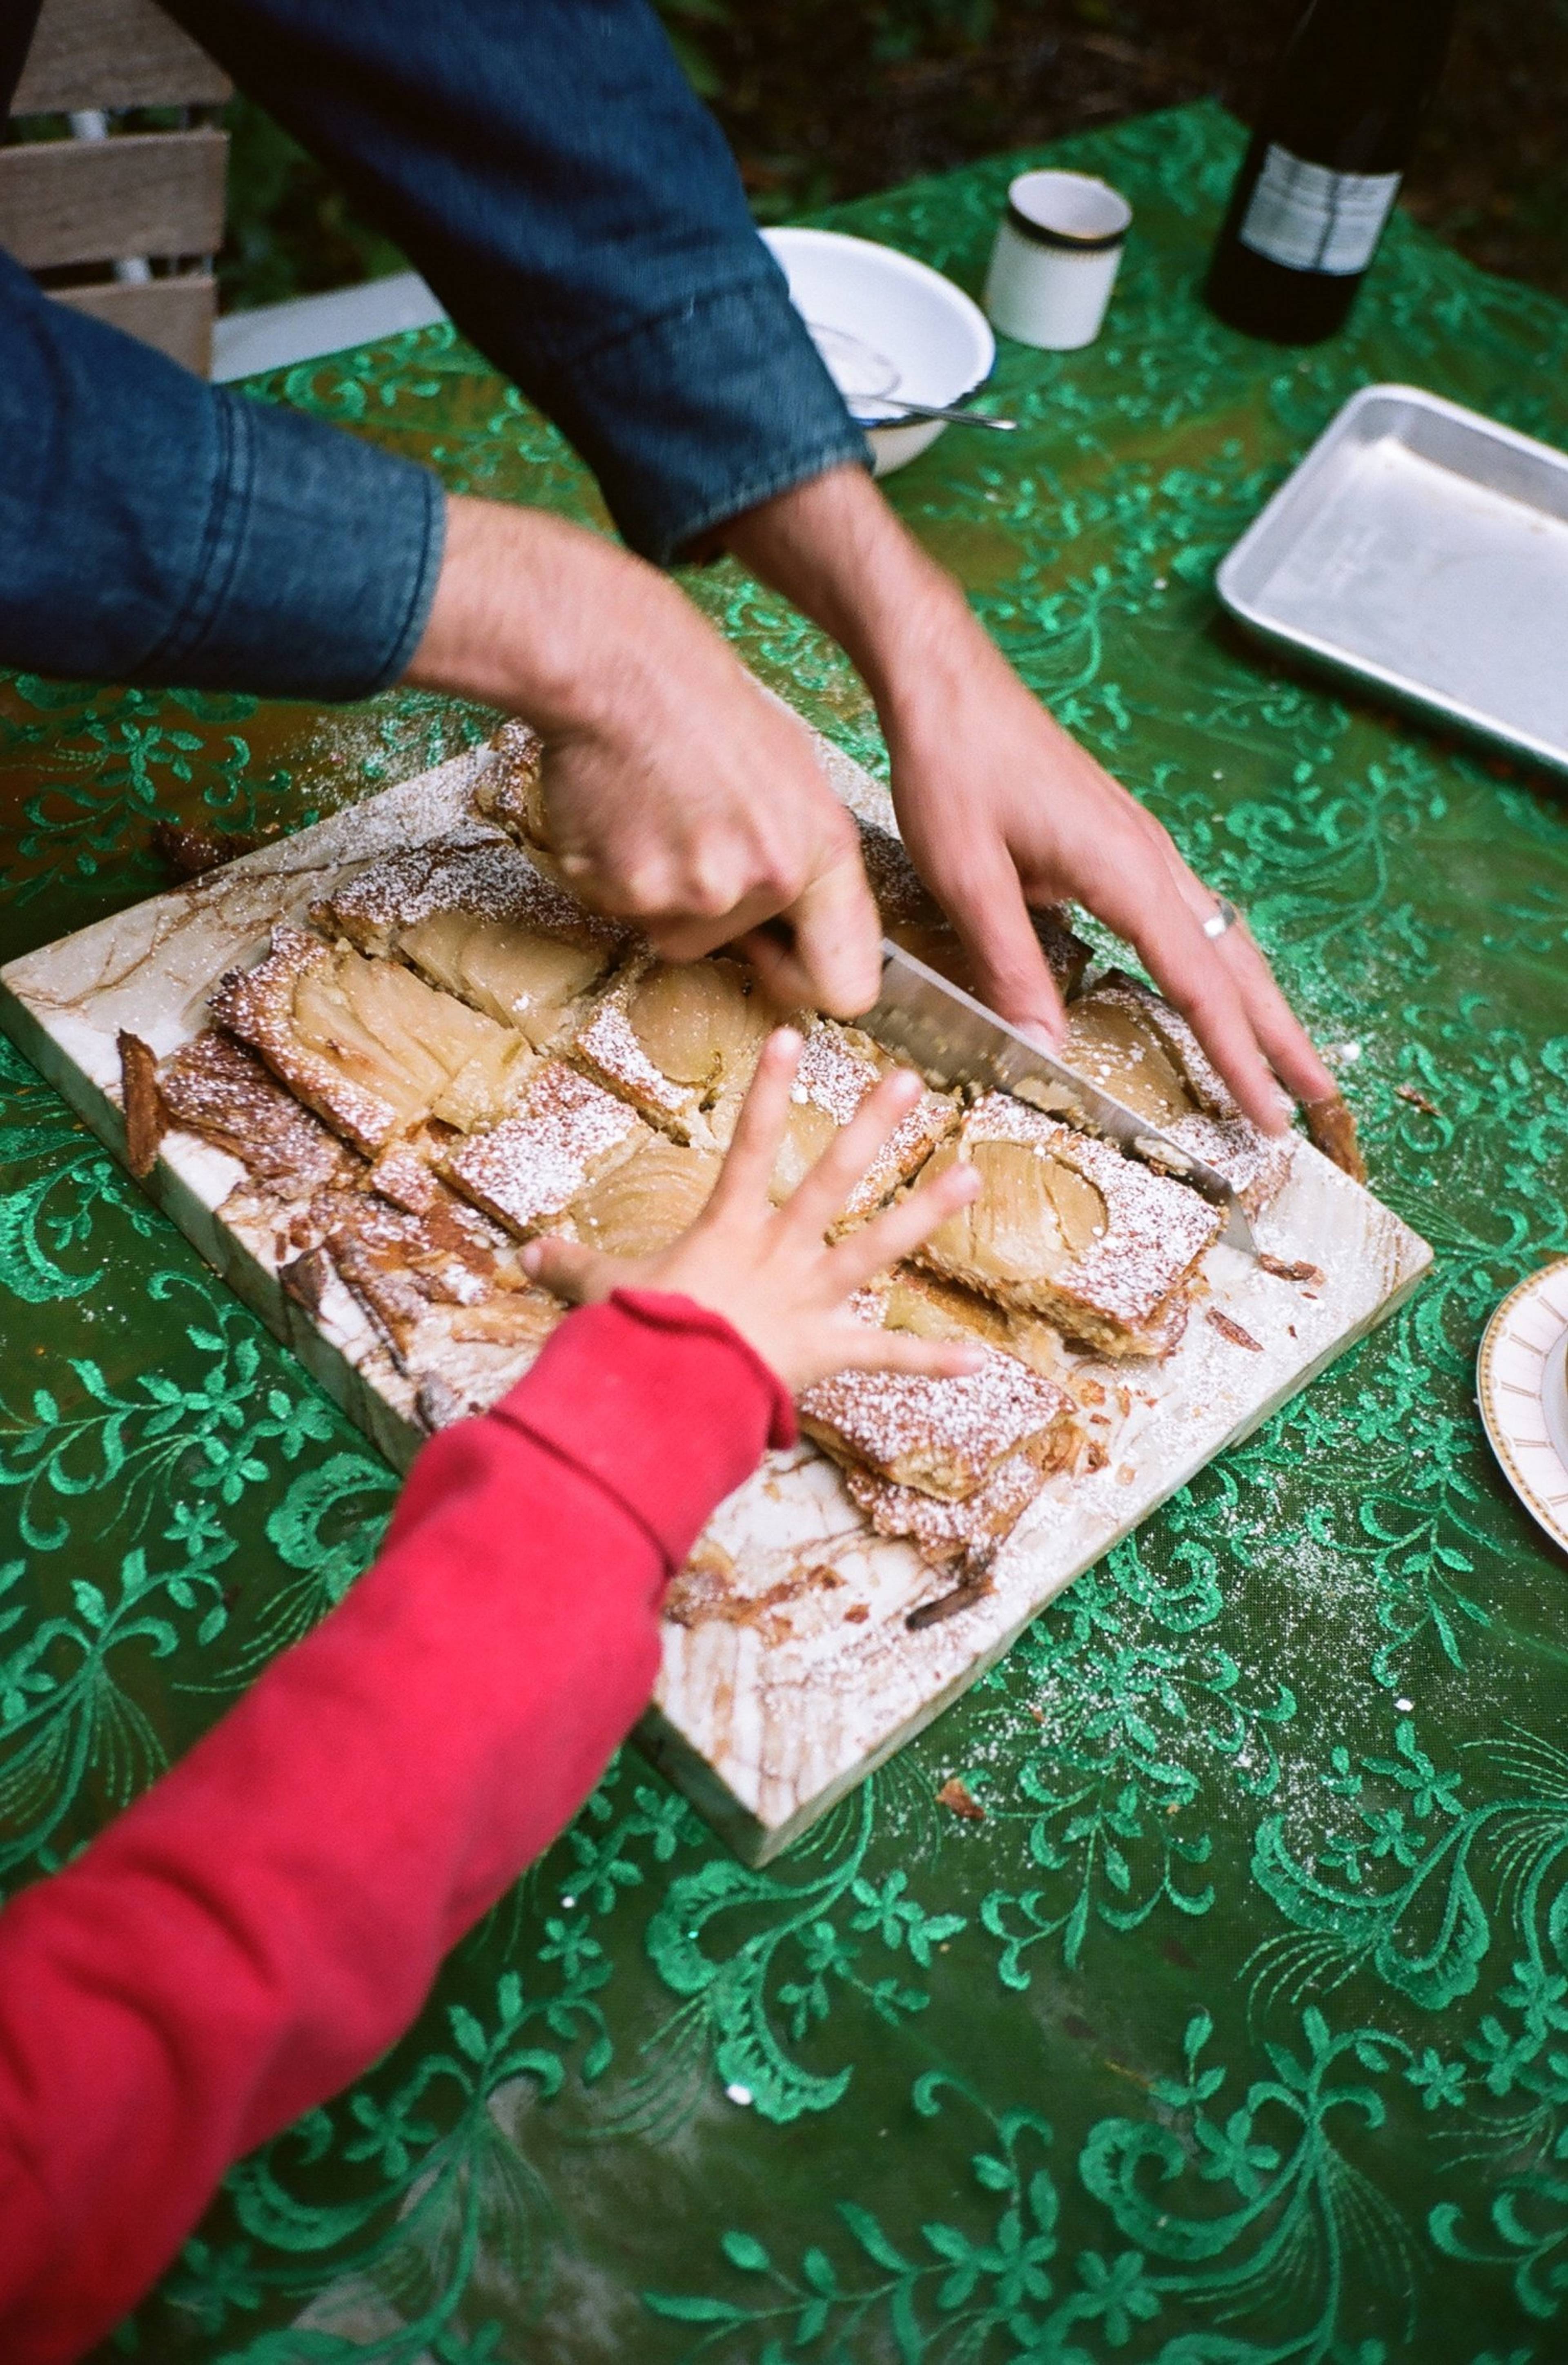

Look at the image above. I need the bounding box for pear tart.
[845,1449,1059,1569]
[211,925,535,1159]
[571,953,780,1146]
[472,718,548,847]
[158,1030,359,1198]
[917,1092,1222,1357]
[315,1180,561,1366]
[312,834,628,1049]
[870,1263,1074,1385]
[773,1019,959,1228]
[1064,970,1290,1215]
[566,1132,721,1259]
[856,816,1090,999]
[443,1059,647,1238]
[800,1346,1080,1502]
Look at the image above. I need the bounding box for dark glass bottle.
[1205,0,1458,344]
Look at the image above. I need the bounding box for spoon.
[851,397,1018,432]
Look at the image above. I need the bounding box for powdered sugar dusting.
[317,834,626,953]
[445,1061,644,1235]
[847,1448,1051,1565]
[927,1092,1222,1348]
[800,1350,1079,1497]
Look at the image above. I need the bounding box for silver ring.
[1202,896,1241,941]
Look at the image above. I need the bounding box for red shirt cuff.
[488,1290,794,1570]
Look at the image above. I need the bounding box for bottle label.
[1238,144,1402,276]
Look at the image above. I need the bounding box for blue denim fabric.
[1,0,866,694]
[0,252,443,694]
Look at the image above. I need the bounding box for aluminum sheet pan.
[1217,383,1568,775]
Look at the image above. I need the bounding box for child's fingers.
[519,1233,622,1305]
[706,1027,803,1217]
[825,1155,981,1296]
[779,1066,925,1240]
[810,1324,986,1384]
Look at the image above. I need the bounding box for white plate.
[763,226,995,476]
[1477,1258,1568,1555]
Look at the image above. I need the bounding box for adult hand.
[722,467,1335,1135]
[521,1028,984,1393]
[405,495,882,1016]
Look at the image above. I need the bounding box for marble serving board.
[0,731,1432,1863]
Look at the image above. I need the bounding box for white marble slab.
[0,735,1431,1862]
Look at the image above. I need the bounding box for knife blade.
[861,939,1256,1253]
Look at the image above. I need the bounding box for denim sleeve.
[0,252,444,695]
[167,0,868,565]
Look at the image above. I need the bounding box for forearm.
[405,494,742,734]
[719,464,985,718]
[0,1295,788,2365]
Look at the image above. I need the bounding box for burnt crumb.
[415,1373,470,1432]
[843,1603,870,1624]
[935,1776,985,1821]
[279,1245,332,1315]
[151,820,263,880]
[907,1569,994,1629]
[117,1031,165,1178]
[1396,1081,1441,1117]
[664,1548,842,1632]
[1206,1307,1263,1352]
[1258,1253,1325,1285]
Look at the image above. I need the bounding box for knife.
[861,938,1257,1254]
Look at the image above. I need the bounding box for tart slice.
[210,926,535,1158]
[158,1030,360,1198]
[916,1091,1222,1357]
[472,718,548,848]
[313,834,627,1049]
[442,1059,647,1238]
[845,1448,1057,1570]
[570,952,781,1146]
[772,1019,959,1229]
[870,1262,1074,1384]
[1063,969,1290,1214]
[799,1345,1080,1502]
[565,1132,721,1258]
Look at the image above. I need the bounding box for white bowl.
[763,226,996,476]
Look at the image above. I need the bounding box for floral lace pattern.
[3,104,1568,2360]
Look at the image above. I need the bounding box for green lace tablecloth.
[4,100,1568,2364]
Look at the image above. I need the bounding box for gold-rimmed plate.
[1477,1257,1568,1556]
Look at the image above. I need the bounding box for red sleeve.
[0,1290,793,2365]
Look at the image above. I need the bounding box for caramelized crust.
[313,833,627,1048]
[1064,970,1291,1214]
[918,1092,1222,1356]
[471,719,548,849]
[158,1030,359,1196]
[443,1059,646,1237]
[800,1347,1081,1500]
[315,1176,562,1377]
[210,925,535,1157]
[846,1445,1061,1570]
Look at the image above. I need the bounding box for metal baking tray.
[1217,383,1568,775]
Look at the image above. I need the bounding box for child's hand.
[520,1028,984,1393]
